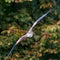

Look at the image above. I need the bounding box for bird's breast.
[26,31,33,38]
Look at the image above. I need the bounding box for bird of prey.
[7,9,51,58]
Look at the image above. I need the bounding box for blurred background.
[0,0,60,60]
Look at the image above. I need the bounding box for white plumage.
[7,9,51,58]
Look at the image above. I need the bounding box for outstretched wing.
[7,34,27,58]
[29,9,51,31]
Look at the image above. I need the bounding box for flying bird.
[7,9,51,58]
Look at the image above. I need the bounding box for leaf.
[0,41,2,46]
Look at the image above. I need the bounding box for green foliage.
[0,0,60,60]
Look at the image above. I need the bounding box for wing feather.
[7,34,27,58]
[30,9,51,31]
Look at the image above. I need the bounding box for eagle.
[7,9,51,58]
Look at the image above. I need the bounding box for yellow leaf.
[0,41,2,46]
